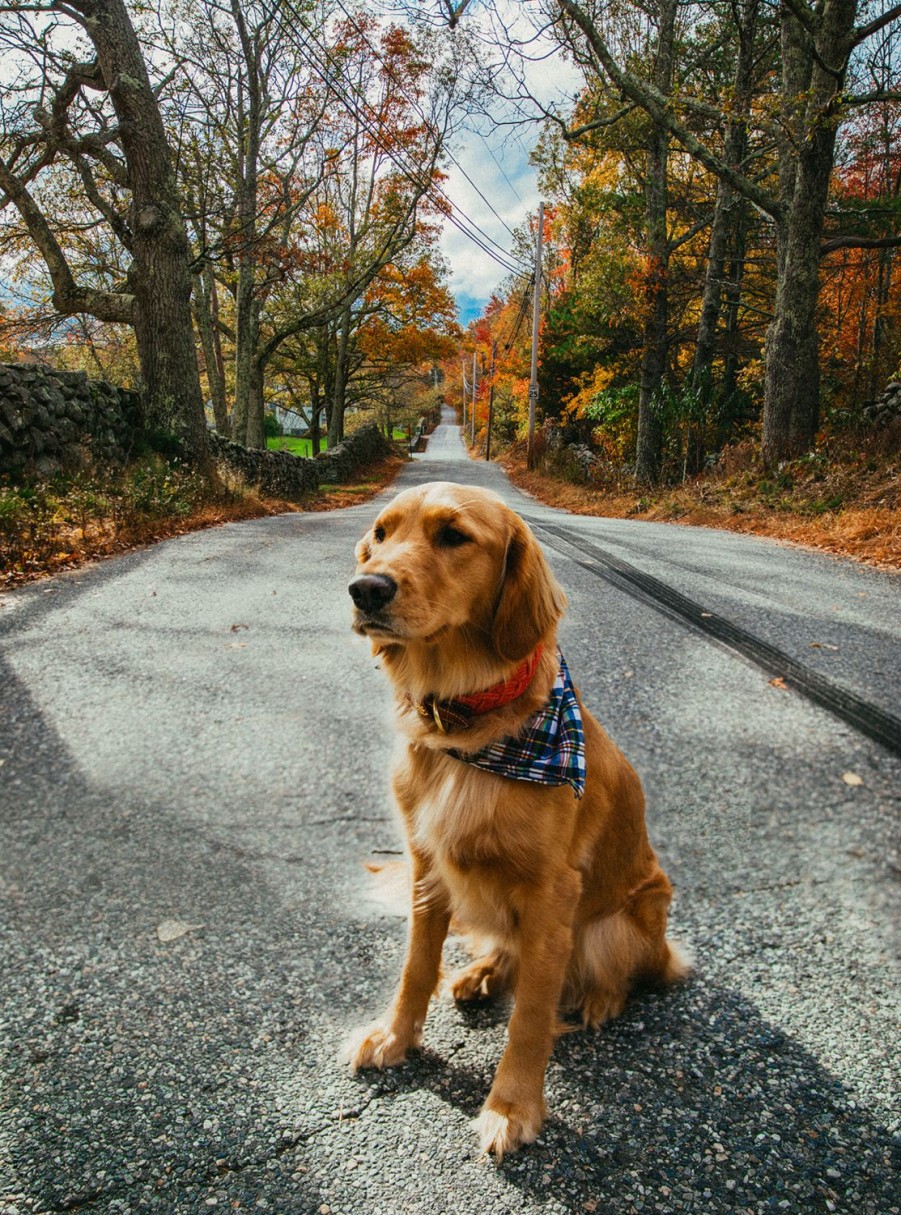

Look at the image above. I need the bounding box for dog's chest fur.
[397,745,506,861]
[394,743,558,939]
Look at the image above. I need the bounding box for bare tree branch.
[0,156,134,323]
[851,2,901,48]
[556,0,782,221]
[821,232,901,253]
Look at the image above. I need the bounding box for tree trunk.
[686,0,759,470]
[309,384,323,455]
[193,268,229,435]
[722,206,749,403]
[229,0,263,448]
[870,246,893,397]
[328,307,353,447]
[761,0,857,465]
[762,183,829,464]
[246,357,265,450]
[92,0,206,457]
[634,0,677,486]
[691,0,757,394]
[233,273,261,446]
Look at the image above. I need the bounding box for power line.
[496,274,533,353]
[283,1,530,279]
[476,129,525,206]
[331,0,522,243]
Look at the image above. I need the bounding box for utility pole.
[460,357,467,431]
[527,200,544,471]
[471,349,477,444]
[485,339,498,461]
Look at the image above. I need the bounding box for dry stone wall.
[0,362,392,493]
[863,381,901,427]
[0,363,142,478]
[210,423,391,496]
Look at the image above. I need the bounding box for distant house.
[272,405,308,437]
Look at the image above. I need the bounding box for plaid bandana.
[449,649,586,798]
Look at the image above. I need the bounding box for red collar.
[455,645,544,713]
[412,646,544,733]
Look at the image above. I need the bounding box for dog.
[344,481,687,1157]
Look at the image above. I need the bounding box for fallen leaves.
[810,641,839,651]
[156,918,204,943]
[769,676,788,690]
[841,771,863,787]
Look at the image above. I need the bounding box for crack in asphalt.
[533,520,901,759]
[19,1087,391,1215]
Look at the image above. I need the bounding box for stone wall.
[0,363,142,477]
[210,423,391,497]
[863,381,901,427]
[0,362,393,492]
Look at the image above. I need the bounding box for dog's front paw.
[474,1095,545,1160]
[341,1021,418,1072]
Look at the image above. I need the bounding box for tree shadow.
[344,976,897,1214]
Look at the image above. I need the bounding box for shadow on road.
[1,489,897,1215]
[344,978,896,1214]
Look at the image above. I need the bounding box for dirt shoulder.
[1,452,406,591]
[499,443,900,571]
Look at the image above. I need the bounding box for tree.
[0,0,208,455]
[254,15,461,446]
[554,0,901,464]
[169,0,333,447]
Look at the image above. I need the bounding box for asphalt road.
[1,412,898,1215]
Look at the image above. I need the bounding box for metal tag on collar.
[431,700,448,733]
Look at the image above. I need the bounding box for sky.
[438,115,539,326]
[426,9,582,328]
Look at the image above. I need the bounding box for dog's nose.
[348,573,398,613]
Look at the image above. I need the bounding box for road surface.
[1,411,898,1214]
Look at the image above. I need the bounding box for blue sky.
[435,25,579,329]
[438,114,538,328]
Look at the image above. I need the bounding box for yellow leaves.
[563,364,616,422]
[313,202,340,232]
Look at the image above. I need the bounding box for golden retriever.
[344,481,687,1158]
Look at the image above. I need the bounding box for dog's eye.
[373,525,386,543]
[437,525,471,548]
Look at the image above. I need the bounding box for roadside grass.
[1,450,406,590]
[499,429,900,570]
[267,428,406,458]
[267,435,325,457]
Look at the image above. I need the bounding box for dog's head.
[349,482,565,664]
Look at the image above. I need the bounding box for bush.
[0,454,210,582]
[264,412,283,439]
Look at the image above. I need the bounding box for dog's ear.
[492,516,565,662]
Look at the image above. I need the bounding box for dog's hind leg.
[450,949,514,1003]
[568,911,644,1028]
[569,868,689,1029]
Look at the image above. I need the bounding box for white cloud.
[434,7,582,322]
